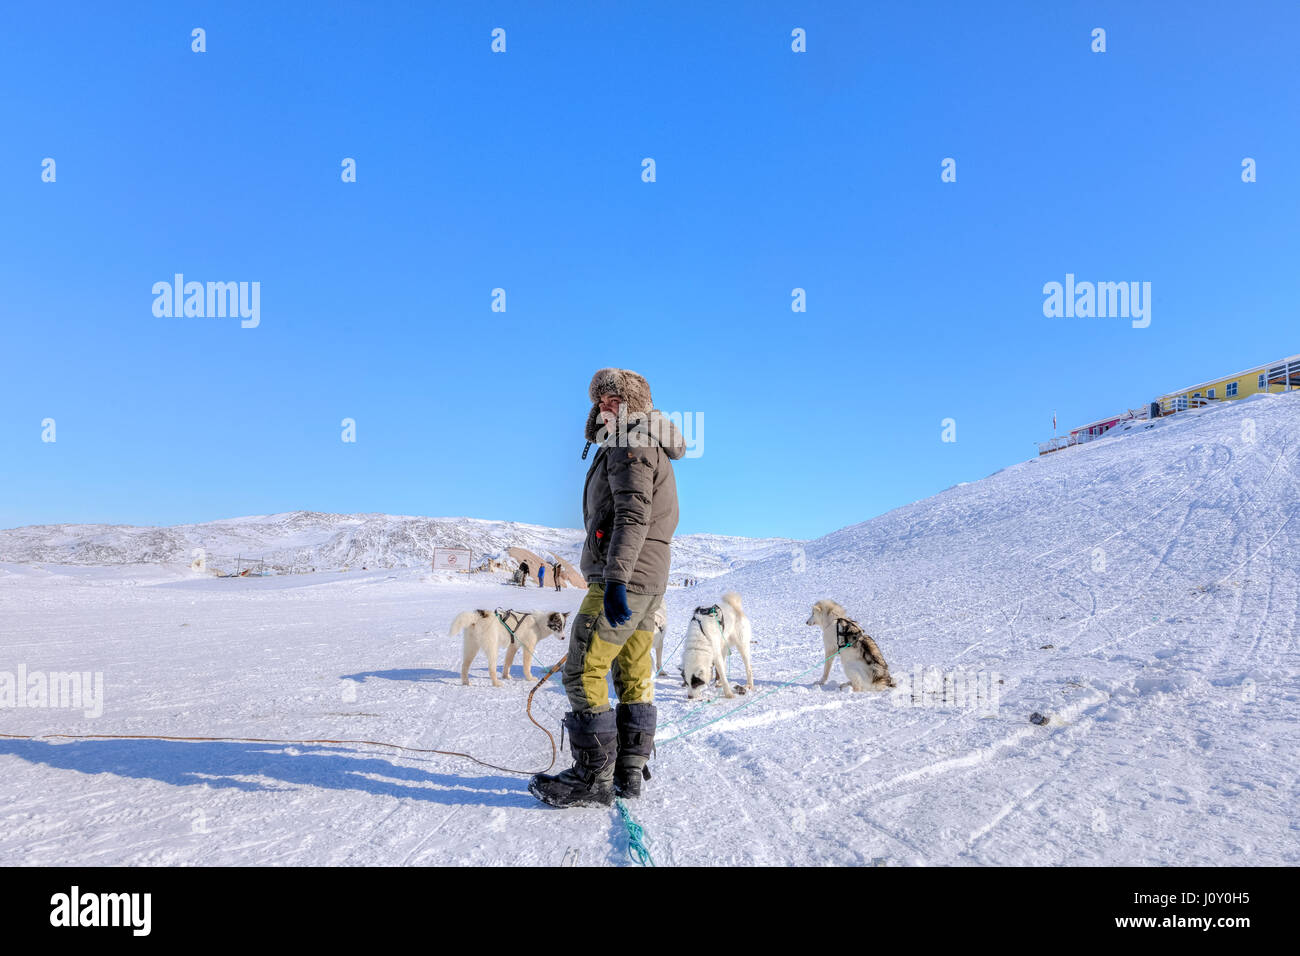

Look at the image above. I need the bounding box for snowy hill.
[1,390,1296,865]
[0,512,796,580]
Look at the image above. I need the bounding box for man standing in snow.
[552,561,562,591]
[538,564,545,588]
[529,368,686,809]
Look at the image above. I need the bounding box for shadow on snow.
[0,738,544,808]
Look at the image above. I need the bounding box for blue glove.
[603,582,632,627]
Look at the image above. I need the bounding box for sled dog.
[680,592,754,699]
[806,599,895,691]
[450,609,569,686]
[650,605,669,675]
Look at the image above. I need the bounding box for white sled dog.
[450,609,569,687]
[680,592,754,699]
[806,599,895,691]
[650,605,669,675]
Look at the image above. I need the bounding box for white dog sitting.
[806,599,895,691]
[680,592,754,699]
[450,608,569,687]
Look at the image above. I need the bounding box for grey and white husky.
[806,599,895,691]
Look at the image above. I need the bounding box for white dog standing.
[680,592,754,699]
[450,609,569,687]
[650,605,669,675]
[806,599,895,691]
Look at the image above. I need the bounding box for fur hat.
[585,368,653,442]
[588,367,652,413]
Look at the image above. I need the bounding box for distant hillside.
[0,511,797,578]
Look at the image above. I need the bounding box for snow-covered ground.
[2,391,1297,865]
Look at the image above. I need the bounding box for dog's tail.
[449,610,479,637]
[720,591,744,615]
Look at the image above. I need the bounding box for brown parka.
[579,369,686,595]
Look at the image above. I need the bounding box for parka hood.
[585,407,686,459]
[582,367,685,459]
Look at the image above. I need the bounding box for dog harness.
[694,605,724,632]
[835,617,863,650]
[495,609,527,644]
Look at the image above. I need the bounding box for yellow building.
[1157,351,1300,414]
[1039,350,1300,455]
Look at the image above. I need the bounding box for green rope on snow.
[657,631,740,730]
[608,647,851,868]
[657,646,850,745]
[615,798,655,867]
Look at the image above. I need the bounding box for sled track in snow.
[812,687,1112,862]
[873,437,1243,646]
[1076,437,1299,661]
[941,416,1289,649]
[911,417,1297,664]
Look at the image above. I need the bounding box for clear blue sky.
[2,1,1297,539]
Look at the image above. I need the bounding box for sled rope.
[658,642,750,731]
[523,654,567,773]
[655,627,687,678]
[657,646,850,745]
[615,798,655,867]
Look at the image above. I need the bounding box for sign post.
[432,547,472,571]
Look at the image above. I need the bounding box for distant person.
[553,562,562,591]
[519,560,530,587]
[538,565,546,588]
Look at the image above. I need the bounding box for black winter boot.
[613,702,657,799]
[528,710,617,808]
